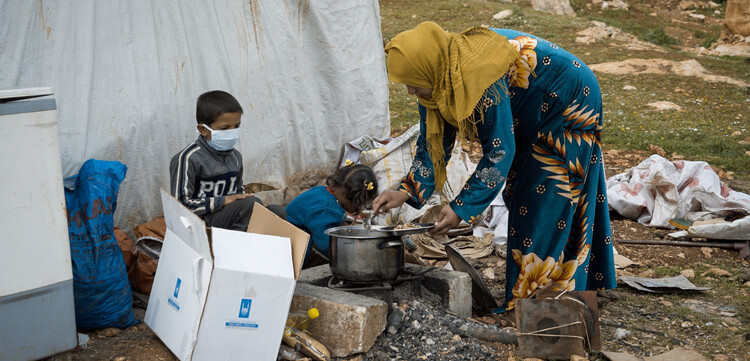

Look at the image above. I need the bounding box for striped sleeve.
[169,144,223,216]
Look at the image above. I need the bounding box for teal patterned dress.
[397,29,617,310]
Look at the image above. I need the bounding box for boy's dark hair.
[196,90,244,125]
[327,164,378,212]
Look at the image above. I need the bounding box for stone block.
[405,264,472,318]
[290,283,388,357]
[298,264,332,286]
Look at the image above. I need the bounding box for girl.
[286,163,378,263]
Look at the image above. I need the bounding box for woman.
[372,22,616,312]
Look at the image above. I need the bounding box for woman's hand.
[371,190,410,215]
[430,204,461,235]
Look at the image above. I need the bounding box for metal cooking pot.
[325,225,404,283]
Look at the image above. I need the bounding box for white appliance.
[0,88,77,360]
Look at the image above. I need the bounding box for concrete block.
[405,264,472,318]
[290,283,388,357]
[298,264,332,286]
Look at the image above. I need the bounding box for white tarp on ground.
[606,154,750,228]
[0,0,389,227]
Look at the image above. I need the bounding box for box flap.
[247,203,310,280]
[211,227,294,278]
[160,190,213,261]
[145,228,213,361]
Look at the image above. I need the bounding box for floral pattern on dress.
[505,247,589,310]
[476,167,504,185]
[507,36,538,89]
[488,149,506,164]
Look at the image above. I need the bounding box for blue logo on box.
[173,278,182,298]
[238,299,252,318]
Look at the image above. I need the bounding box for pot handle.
[377,240,403,249]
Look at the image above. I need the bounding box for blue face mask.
[203,124,239,151]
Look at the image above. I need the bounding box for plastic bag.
[65,159,137,330]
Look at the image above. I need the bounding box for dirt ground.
[47,146,750,361]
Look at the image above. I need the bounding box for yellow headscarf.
[385,22,521,190]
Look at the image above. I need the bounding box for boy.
[170,90,285,231]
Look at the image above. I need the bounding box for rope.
[516,321,585,340]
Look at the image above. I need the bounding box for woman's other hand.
[430,204,461,235]
[371,190,410,215]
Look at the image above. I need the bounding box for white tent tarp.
[0,0,389,227]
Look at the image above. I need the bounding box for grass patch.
[643,26,681,47]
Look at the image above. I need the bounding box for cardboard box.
[145,190,309,360]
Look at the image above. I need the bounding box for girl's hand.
[430,204,461,235]
[371,190,410,215]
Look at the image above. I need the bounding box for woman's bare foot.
[493,309,516,328]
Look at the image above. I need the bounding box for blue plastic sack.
[64,159,138,330]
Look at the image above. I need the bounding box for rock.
[411,320,422,331]
[714,354,729,361]
[623,85,637,90]
[681,269,695,278]
[424,338,435,345]
[700,247,713,258]
[741,269,750,282]
[589,58,749,87]
[530,0,576,17]
[674,87,685,93]
[706,267,731,277]
[738,137,750,145]
[451,334,461,342]
[745,281,750,287]
[481,267,495,280]
[570,356,587,361]
[492,10,513,20]
[647,101,682,111]
[113,358,125,361]
[387,307,406,330]
[649,144,666,157]
[731,131,743,137]
[640,269,656,278]
[613,328,631,340]
[661,300,673,307]
[722,317,741,326]
[677,252,685,259]
[708,42,750,57]
[678,0,700,10]
[681,321,692,328]
[689,13,706,21]
[97,328,122,337]
[602,0,629,10]
[707,1,719,8]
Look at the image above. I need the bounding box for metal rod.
[616,239,743,249]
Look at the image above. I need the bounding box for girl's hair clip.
[344,159,355,167]
[364,180,374,191]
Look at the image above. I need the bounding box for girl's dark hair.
[327,164,378,212]
[196,90,243,125]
